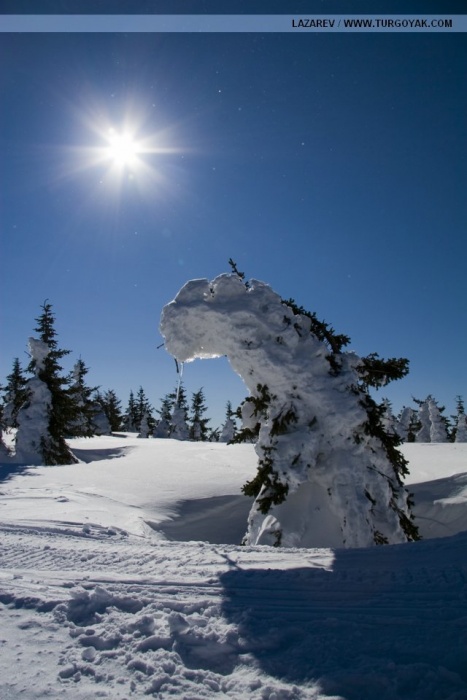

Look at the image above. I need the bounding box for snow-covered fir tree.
[415,398,432,442]
[450,396,465,442]
[153,393,173,438]
[98,389,123,432]
[2,357,30,428]
[170,383,190,440]
[124,391,138,432]
[0,404,10,459]
[89,393,111,436]
[68,358,99,437]
[15,337,75,464]
[455,413,467,442]
[18,302,77,465]
[160,272,419,548]
[137,410,152,438]
[219,400,237,443]
[189,388,210,441]
[415,396,449,443]
[397,406,419,443]
[429,397,449,442]
[453,396,467,442]
[135,386,155,433]
[380,399,398,437]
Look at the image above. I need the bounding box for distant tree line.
[1,301,465,467]
[381,395,467,444]
[0,301,239,465]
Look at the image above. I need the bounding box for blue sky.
[1,18,466,426]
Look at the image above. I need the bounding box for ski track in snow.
[1,439,467,699]
[1,522,467,700]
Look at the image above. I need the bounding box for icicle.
[174,359,184,405]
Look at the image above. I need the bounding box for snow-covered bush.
[160,273,419,549]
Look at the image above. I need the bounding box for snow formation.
[160,274,416,549]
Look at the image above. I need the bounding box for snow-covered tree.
[170,405,190,440]
[160,272,419,548]
[380,399,398,437]
[137,410,152,438]
[153,393,173,438]
[429,398,449,443]
[98,389,123,432]
[124,391,138,432]
[0,404,11,460]
[2,357,30,428]
[452,396,467,442]
[168,383,189,440]
[397,406,419,443]
[455,413,467,442]
[219,400,237,443]
[68,358,99,437]
[135,386,155,433]
[15,337,76,464]
[17,302,77,465]
[189,388,210,441]
[89,394,111,436]
[415,399,431,442]
[415,396,449,443]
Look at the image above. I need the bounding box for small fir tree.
[135,386,155,433]
[0,404,11,459]
[453,396,467,443]
[89,391,111,435]
[189,388,210,441]
[219,400,237,443]
[68,358,99,437]
[138,410,152,438]
[397,406,419,443]
[99,389,123,432]
[2,358,30,428]
[455,413,467,442]
[153,393,173,438]
[169,383,190,440]
[124,390,138,432]
[450,396,465,442]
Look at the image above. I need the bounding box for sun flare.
[105,129,140,168]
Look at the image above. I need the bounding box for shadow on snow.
[219,534,467,700]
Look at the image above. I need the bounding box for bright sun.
[105,128,140,167]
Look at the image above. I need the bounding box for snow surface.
[1,437,467,699]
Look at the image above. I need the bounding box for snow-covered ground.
[1,437,466,699]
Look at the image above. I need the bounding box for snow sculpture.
[160,274,418,548]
